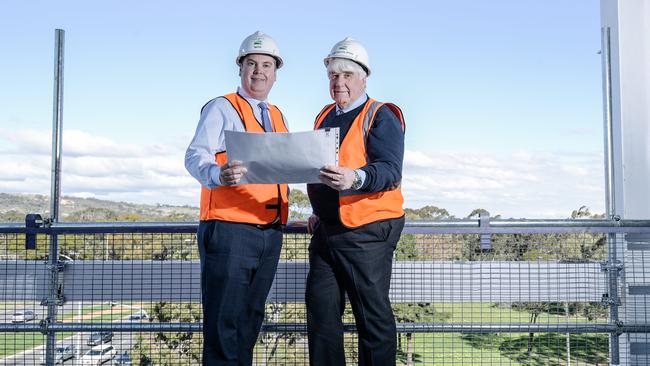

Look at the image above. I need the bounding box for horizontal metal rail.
[3,322,650,334]
[3,219,650,235]
[1,260,607,302]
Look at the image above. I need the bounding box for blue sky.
[0,0,605,218]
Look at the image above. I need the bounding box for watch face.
[352,172,362,189]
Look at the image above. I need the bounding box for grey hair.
[326,58,367,80]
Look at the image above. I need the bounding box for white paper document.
[224,128,339,184]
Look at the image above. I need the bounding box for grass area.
[0,302,39,312]
[0,332,79,358]
[400,332,608,365]
[252,302,609,365]
[396,302,609,365]
[0,304,133,358]
[0,333,44,357]
[2,302,610,364]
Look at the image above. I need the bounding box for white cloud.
[0,128,196,206]
[0,129,605,218]
[403,149,605,218]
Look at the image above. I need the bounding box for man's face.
[240,54,277,100]
[328,69,366,109]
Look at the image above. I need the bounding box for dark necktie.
[258,102,273,132]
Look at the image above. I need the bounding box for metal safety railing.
[2,217,650,365]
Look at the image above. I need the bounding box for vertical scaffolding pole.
[45,28,65,366]
[602,25,621,365]
[51,29,64,224]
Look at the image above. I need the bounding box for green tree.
[466,208,501,219]
[404,205,454,220]
[288,189,311,221]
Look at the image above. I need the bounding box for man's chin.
[334,98,349,107]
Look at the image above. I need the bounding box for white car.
[39,345,75,364]
[11,310,38,323]
[80,344,116,365]
[128,310,149,321]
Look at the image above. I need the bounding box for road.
[1,302,91,324]
[1,303,139,366]
[2,330,134,366]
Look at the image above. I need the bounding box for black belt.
[253,223,282,230]
[252,217,282,230]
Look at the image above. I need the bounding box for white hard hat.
[236,31,283,68]
[324,37,370,76]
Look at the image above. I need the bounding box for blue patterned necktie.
[258,102,273,132]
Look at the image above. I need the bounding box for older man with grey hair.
[306,37,406,365]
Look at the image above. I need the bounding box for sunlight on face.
[328,71,365,109]
[240,54,277,100]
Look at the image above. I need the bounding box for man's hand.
[219,160,248,185]
[307,214,319,234]
[319,165,355,191]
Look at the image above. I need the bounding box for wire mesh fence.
[1,220,649,365]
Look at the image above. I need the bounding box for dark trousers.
[197,220,283,366]
[306,216,405,366]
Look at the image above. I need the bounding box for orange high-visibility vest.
[200,93,289,224]
[314,98,405,228]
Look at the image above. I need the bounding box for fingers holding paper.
[319,165,355,191]
[219,160,248,185]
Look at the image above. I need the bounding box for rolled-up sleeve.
[184,99,229,189]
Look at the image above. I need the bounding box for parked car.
[87,331,113,346]
[80,344,116,365]
[11,310,38,323]
[40,345,75,364]
[113,351,132,365]
[128,310,149,321]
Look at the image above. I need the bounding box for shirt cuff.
[355,169,367,189]
[208,165,223,188]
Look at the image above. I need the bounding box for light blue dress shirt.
[184,87,286,189]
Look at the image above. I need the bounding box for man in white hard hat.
[185,31,289,365]
[306,37,406,365]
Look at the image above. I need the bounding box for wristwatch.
[350,169,363,190]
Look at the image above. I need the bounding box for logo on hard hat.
[253,39,263,48]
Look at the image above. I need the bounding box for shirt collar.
[237,86,267,105]
[335,93,368,115]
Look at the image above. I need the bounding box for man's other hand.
[319,165,355,191]
[219,160,248,185]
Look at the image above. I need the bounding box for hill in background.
[0,193,199,222]
[0,192,602,222]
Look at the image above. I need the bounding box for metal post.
[602,26,616,221]
[45,28,65,366]
[602,25,621,365]
[566,301,571,366]
[51,29,64,223]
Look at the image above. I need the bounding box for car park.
[113,351,132,365]
[87,331,113,346]
[39,345,76,364]
[80,344,116,365]
[11,310,38,323]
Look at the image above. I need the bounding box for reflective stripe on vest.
[200,93,289,224]
[314,98,405,228]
